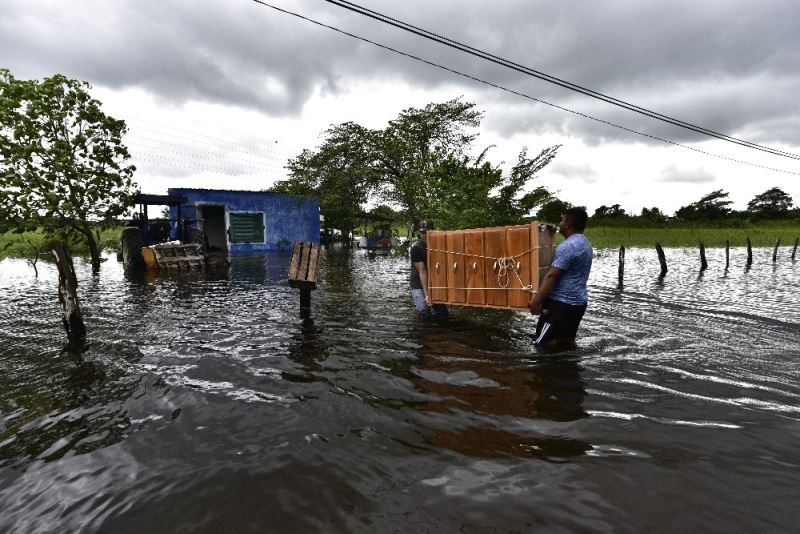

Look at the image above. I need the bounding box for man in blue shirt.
[528,207,592,351]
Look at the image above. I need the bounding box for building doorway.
[197,204,227,251]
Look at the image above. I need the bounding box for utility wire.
[126,118,293,159]
[324,0,799,161]
[249,0,800,176]
[126,134,290,166]
[127,142,287,171]
[131,152,287,176]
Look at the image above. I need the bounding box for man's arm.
[528,266,564,315]
[414,261,432,306]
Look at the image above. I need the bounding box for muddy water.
[1,246,798,533]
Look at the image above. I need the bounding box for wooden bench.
[288,241,321,318]
[288,241,320,289]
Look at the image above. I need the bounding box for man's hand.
[529,266,563,316]
[425,293,432,307]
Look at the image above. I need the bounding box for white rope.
[426,231,555,295]
[427,244,549,260]
[429,286,538,292]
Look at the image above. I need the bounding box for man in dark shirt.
[410,219,448,319]
[528,208,592,351]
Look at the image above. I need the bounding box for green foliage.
[271,98,558,232]
[426,146,556,229]
[0,69,137,268]
[639,206,668,223]
[273,122,375,236]
[372,99,482,221]
[746,187,794,219]
[0,225,123,261]
[593,204,627,218]
[536,198,573,224]
[369,204,401,222]
[674,189,733,221]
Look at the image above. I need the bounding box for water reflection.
[0,342,138,469]
[410,322,589,460]
[2,248,799,532]
[286,318,328,375]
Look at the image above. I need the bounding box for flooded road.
[1,246,799,532]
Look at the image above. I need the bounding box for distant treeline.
[576,188,798,226]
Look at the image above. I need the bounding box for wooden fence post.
[618,246,625,287]
[699,241,708,271]
[772,238,781,263]
[725,239,730,270]
[299,289,311,319]
[746,238,753,268]
[793,237,799,261]
[48,240,87,343]
[656,243,667,277]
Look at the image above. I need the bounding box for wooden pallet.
[288,241,320,289]
[150,243,206,270]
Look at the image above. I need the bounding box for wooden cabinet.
[426,222,556,310]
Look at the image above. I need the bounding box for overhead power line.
[249,0,800,176]
[126,133,290,166]
[323,0,799,162]
[126,118,293,159]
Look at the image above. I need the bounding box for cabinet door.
[465,231,485,306]
[536,224,556,287]
[427,231,448,303]
[506,225,533,308]
[447,232,466,304]
[484,228,507,308]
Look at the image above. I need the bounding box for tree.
[272,122,376,240]
[536,198,573,224]
[423,145,556,230]
[372,98,482,222]
[272,98,559,232]
[593,204,627,219]
[674,189,733,221]
[746,187,794,219]
[0,70,136,269]
[640,206,668,224]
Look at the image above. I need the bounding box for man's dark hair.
[563,207,588,232]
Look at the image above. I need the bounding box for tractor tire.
[121,227,145,269]
[185,227,209,254]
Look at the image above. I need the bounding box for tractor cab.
[355,212,399,256]
[120,193,206,270]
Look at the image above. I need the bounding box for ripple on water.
[1,248,799,532]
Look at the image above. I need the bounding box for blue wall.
[168,188,319,253]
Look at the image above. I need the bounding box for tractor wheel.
[121,227,145,269]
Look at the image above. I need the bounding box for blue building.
[168,188,319,253]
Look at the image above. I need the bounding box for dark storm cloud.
[2,0,798,147]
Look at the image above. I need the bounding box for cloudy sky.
[3,0,799,215]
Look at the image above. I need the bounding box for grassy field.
[584,226,800,248]
[0,227,123,260]
[2,222,799,260]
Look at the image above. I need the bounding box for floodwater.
[1,246,798,533]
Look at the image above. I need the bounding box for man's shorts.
[411,289,448,319]
[534,298,587,345]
